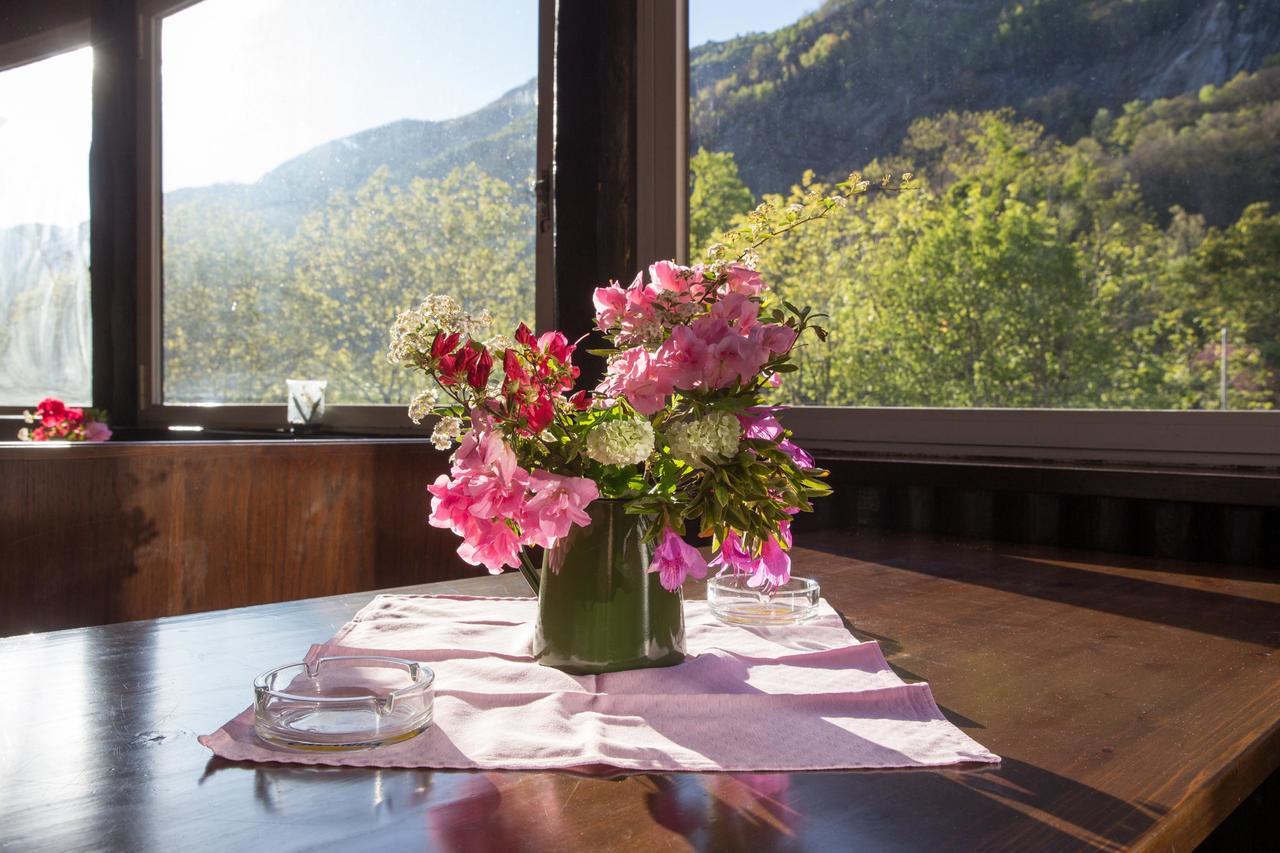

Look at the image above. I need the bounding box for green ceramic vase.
[531,501,686,674]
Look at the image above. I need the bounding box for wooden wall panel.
[798,457,1280,568]
[0,440,468,635]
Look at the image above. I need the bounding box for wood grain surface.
[1,530,1276,851]
[0,440,463,634]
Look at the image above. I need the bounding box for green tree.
[287,164,534,403]
[163,200,286,403]
[688,148,755,259]
[743,111,1205,409]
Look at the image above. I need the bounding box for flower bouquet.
[388,175,902,671]
[18,398,111,442]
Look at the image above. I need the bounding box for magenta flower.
[710,522,793,591]
[521,472,599,548]
[748,525,793,590]
[779,439,814,468]
[709,529,755,576]
[737,406,783,441]
[649,527,708,591]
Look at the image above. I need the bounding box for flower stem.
[517,549,541,596]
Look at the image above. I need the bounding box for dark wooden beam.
[89,0,141,423]
[552,1,638,384]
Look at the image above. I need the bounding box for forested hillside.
[4,0,1277,411]
[690,0,1280,204]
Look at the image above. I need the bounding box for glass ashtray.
[254,655,434,751]
[707,575,821,625]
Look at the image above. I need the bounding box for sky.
[0,46,93,229]
[0,0,820,227]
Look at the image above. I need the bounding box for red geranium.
[19,398,111,443]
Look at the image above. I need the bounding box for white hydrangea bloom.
[585,416,655,466]
[430,415,463,450]
[666,411,741,467]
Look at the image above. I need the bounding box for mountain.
[5,0,1279,407]
[689,0,1280,199]
[164,78,537,234]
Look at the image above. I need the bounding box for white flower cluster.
[585,416,655,466]
[407,388,439,425]
[387,294,493,366]
[665,411,741,467]
[430,415,463,450]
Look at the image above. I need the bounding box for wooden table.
[2,531,1277,851]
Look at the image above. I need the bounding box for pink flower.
[721,265,765,296]
[649,527,708,591]
[597,272,665,343]
[707,333,769,389]
[521,472,599,548]
[84,420,112,442]
[456,520,524,573]
[599,346,675,415]
[654,325,710,391]
[689,315,732,347]
[429,431,532,572]
[649,260,685,293]
[709,293,759,331]
[593,282,629,331]
[751,323,798,355]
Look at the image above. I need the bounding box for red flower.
[540,331,573,364]
[522,395,555,434]
[430,331,460,360]
[467,346,493,390]
[37,397,67,427]
[514,322,537,348]
[568,390,593,411]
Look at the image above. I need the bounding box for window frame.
[131,0,555,432]
[4,1,1275,468]
[0,17,93,418]
[675,3,1280,471]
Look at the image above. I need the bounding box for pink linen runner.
[200,594,998,772]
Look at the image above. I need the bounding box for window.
[0,46,93,406]
[687,1,1280,422]
[155,0,539,409]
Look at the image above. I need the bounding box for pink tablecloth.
[199,594,998,772]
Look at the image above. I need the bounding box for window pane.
[689,1,1280,411]
[0,47,92,406]
[161,0,537,405]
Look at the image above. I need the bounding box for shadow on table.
[804,535,1280,648]
[643,756,1166,850]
